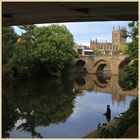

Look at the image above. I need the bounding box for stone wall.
[75,55,127,75]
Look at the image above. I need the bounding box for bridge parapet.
[93,54,127,57]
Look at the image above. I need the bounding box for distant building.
[75,44,94,56]
[90,26,127,55]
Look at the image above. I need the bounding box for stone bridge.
[74,55,128,75]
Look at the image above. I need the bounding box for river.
[2,74,137,138]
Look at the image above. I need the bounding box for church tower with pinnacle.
[112,25,126,46]
[90,25,127,55]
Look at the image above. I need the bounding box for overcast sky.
[14,21,131,46]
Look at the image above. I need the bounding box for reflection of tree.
[16,113,43,138]
[2,95,19,138]
[2,82,20,138]
[2,78,77,138]
[74,75,86,86]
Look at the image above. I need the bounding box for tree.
[118,44,129,55]
[10,25,36,78]
[17,25,36,48]
[94,50,102,55]
[4,24,76,79]
[2,26,18,64]
[120,21,138,90]
[32,24,76,77]
[120,26,128,39]
[127,21,138,60]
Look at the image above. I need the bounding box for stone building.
[90,26,127,55]
[75,44,94,56]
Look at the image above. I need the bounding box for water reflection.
[73,74,137,105]
[74,74,86,86]
[2,79,77,138]
[2,74,137,138]
[96,73,111,84]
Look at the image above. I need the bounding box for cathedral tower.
[112,26,126,46]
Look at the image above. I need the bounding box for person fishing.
[103,105,111,122]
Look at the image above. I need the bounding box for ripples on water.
[2,74,137,138]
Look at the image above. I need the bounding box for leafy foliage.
[118,44,129,54]
[2,26,18,64]
[120,26,128,39]
[3,24,77,79]
[120,60,138,90]
[94,50,102,55]
[32,25,76,77]
[17,25,36,48]
[119,21,138,90]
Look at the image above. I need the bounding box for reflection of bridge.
[75,55,127,75]
[74,74,137,105]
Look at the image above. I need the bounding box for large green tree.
[4,24,76,79]
[32,25,76,77]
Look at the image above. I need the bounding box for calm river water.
[2,74,137,138]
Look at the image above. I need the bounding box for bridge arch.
[93,59,111,74]
[93,59,108,67]
[74,59,88,73]
[75,59,86,67]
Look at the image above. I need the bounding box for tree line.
[2,25,77,79]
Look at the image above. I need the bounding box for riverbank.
[84,117,120,138]
[84,117,138,138]
[84,97,138,138]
